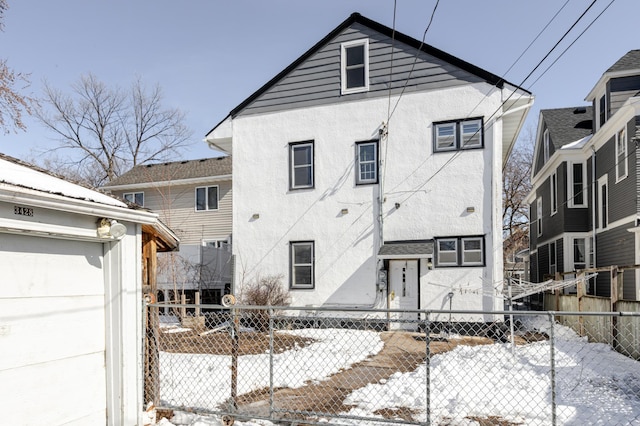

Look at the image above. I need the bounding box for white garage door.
[0,234,107,425]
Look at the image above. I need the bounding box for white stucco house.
[205,13,532,321]
[0,154,178,425]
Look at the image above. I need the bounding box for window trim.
[355,140,379,185]
[123,191,144,207]
[615,127,628,182]
[549,241,556,276]
[290,241,315,290]
[550,171,558,216]
[195,185,219,212]
[572,237,587,271]
[461,237,484,266]
[568,161,586,208]
[598,94,607,129]
[340,39,369,95]
[543,129,550,163]
[536,197,543,236]
[289,141,314,190]
[598,175,608,229]
[435,236,485,267]
[433,118,484,153]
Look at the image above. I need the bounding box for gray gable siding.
[609,76,640,116]
[237,23,484,117]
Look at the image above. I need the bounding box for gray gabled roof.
[541,106,593,149]
[606,50,640,73]
[104,156,231,188]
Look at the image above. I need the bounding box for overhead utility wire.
[393,0,606,204]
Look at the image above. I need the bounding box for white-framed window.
[461,237,484,266]
[568,161,586,207]
[290,241,314,289]
[123,191,144,206]
[572,238,587,271]
[195,185,219,211]
[356,140,378,185]
[543,129,550,163]
[290,141,314,190]
[549,241,556,275]
[550,171,558,215]
[433,118,483,152]
[341,39,369,94]
[598,175,608,229]
[537,197,543,236]
[436,239,458,266]
[615,127,628,182]
[435,236,484,267]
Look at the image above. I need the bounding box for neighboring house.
[0,153,177,425]
[205,13,532,321]
[528,49,640,301]
[103,156,233,305]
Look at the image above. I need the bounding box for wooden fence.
[543,266,640,359]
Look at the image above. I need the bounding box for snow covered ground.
[156,317,640,426]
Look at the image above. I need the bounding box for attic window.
[341,39,369,94]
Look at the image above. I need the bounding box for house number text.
[14,206,34,217]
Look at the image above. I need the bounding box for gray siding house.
[103,156,233,305]
[528,50,640,301]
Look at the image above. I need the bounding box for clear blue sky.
[0,0,636,162]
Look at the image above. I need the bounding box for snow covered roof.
[560,134,593,150]
[0,153,126,208]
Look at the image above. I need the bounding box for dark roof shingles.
[607,50,640,73]
[541,107,593,149]
[106,156,231,187]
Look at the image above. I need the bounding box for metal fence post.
[269,307,275,419]
[230,305,239,413]
[548,313,557,426]
[425,311,431,426]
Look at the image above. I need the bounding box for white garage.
[0,154,176,425]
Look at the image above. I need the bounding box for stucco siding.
[232,84,503,310]
[239,22,484,117]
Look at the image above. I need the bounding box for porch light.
[97,218,127,240]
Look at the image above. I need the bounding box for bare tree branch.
[35,73,194,186]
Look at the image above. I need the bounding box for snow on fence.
[144,304,640,426]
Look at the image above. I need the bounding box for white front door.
[389,260,418,330]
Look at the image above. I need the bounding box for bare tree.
[0,1,36,134]
[503,126,534,273]
[36,73,193,186]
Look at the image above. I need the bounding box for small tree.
[241,274,291,332]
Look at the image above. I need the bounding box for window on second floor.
[616,127,628,182]
[536,197,542,236]
[598,175,608,229]
[341,39,369,94]
[196,185,218,211]
[355,140,378,185]
[123,191,144,206]
[569,161,586,207]
[289,141,314,190]
[433,118,483,153]
[550,171,558,215]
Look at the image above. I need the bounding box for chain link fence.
[144,304,640,425]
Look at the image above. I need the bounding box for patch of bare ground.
[158,329,315,355]
[233,332,495,423]
[465,415,524,425]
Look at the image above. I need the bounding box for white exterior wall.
[232,84,504,311]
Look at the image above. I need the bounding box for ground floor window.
[435,236,485,267]
[290,241,314,289]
